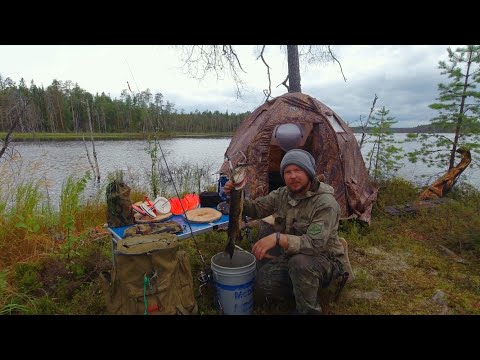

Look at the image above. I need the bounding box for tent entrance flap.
[268,123,315,192]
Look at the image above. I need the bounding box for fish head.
[232,166,247,190]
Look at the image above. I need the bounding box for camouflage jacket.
[243,178,345,259]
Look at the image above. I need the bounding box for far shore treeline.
[0,75,249,135]
[0,74,449,136]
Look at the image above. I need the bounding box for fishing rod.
[155,131,222,304]
[153,134,210,271]
[124,60,213,293]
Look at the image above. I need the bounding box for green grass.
[0,176,479,315]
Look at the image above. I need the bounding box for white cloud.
[0,44,461,127]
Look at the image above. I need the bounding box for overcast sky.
[0,45,462,127]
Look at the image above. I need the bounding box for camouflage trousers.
[255,252,343,315]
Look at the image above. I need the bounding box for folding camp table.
[106,212,230,265]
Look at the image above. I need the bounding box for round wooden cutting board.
[184,208,222,223]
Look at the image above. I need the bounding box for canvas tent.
[219,92,378,224]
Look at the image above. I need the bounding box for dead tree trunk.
[0,94,29,160]
[359,94,378,149]
[85,99,101,182]
[82,133,96,177]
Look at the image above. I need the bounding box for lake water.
[2,134,478,207]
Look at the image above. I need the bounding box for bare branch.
[225,45,245,72]
[278,75,290,92]
[298,45,333,64]
[257,45,273,102]
[174,45,247,99]
[174,45,347,98]
[328,46,347,82]
[0,94,29,160]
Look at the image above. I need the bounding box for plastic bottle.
[217,174,229,201]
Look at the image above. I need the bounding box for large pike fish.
[224,165,247,259]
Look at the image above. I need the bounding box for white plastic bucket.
[211,250,256,315]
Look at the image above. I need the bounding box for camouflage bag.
[123,221,183,238]
[106,180,134,227]
[100,233,198,315]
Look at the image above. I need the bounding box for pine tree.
[366,106,403,182]
[408,45,480,171]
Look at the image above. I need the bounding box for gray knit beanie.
[280,149,316,180]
